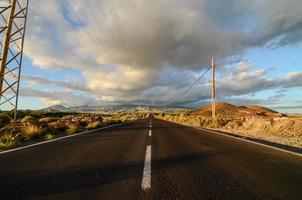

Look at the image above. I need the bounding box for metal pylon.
[0,0,29,120]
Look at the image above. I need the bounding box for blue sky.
[4,0,302,113]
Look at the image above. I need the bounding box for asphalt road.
[0,117,302,200]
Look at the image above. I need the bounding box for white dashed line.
[149,130,152,137]
[142,145,152,190]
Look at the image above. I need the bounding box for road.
[0,117,302,199]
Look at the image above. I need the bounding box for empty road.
[0,117,301,199]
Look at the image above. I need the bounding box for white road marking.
[0,121,134,155]
[149,130,152,137]
[142,145,152,190]
[149,124,152,128]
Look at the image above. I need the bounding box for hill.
[187,102,280,117]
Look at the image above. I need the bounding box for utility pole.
[212,57,216,119]
[0,0,30,120]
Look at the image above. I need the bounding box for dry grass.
[0,133,14,145]
[39,117,58,123]
[22,125,43,140]
[85,122,102,130]
[44,133,54,140]
[155,112,302,148]
[66,125,83,135]
[0,111,148,150]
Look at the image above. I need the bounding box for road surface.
[0,117,301,199]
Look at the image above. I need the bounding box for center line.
[142,145,152,190]
[149,130,152,137]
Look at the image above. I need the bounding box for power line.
[64,0,107,57]
[93,0,129,64]
[102,0,129,64]
[84,0,124,61]
[165,66,212,107]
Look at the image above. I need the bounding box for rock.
[277,112,287,117]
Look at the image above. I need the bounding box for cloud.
[20,88,97,106]
[281,71,302,88]
[20,0,302,106]
[22,75,88,92]
[21,63,302,107]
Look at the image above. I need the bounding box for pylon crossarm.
[10,36,22,43]
[1,80,18,94]
[0,27,7,34]
[0,7,11,15]
[13,7,26,18]
[6,51,21,65]
[0,95,16,107]
[0,42,22,64]
[3,78,19,92]
[10,27,24,39]
[4,66,19,75]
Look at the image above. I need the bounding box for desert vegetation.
[155,102,302,148]
[0,111,148,150]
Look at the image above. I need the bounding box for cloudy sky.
[14,0,302,112]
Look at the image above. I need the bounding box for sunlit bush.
[66,124,83,135]
[85,122,102,130]
[22,125,42,140]
[21,115,38,125]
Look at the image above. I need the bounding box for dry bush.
[22,125,42,140]
[21,115,38,124]
[0,133,14,144]
[0,133,15,148]
[39,117,58,124]
[62,115,75,120]
[44,133,54,140]
[85,122,102,130]
[66,124,83,135]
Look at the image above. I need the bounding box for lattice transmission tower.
[0,0,29,120]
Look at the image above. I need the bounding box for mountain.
[40,104,188,113]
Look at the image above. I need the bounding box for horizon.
[22,101,302,114]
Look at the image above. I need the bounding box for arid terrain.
[0,111,148,150]
[155,102,302,148]
[1,102,302,150]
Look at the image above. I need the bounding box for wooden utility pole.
[212,57,216,119]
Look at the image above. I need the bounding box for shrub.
[62,115,75,120]
[0,133,14,144]
[44,133,54,140]
[22,125,42,140]
[39,117,57,123]
[85,122,102,130]
[0,113,11,127]
[66,124,83,135]
[21,115,38,124]
[42,127,60,135]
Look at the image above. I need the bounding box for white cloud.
[20,0,302,106]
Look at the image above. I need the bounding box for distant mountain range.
[40,104,189,113]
